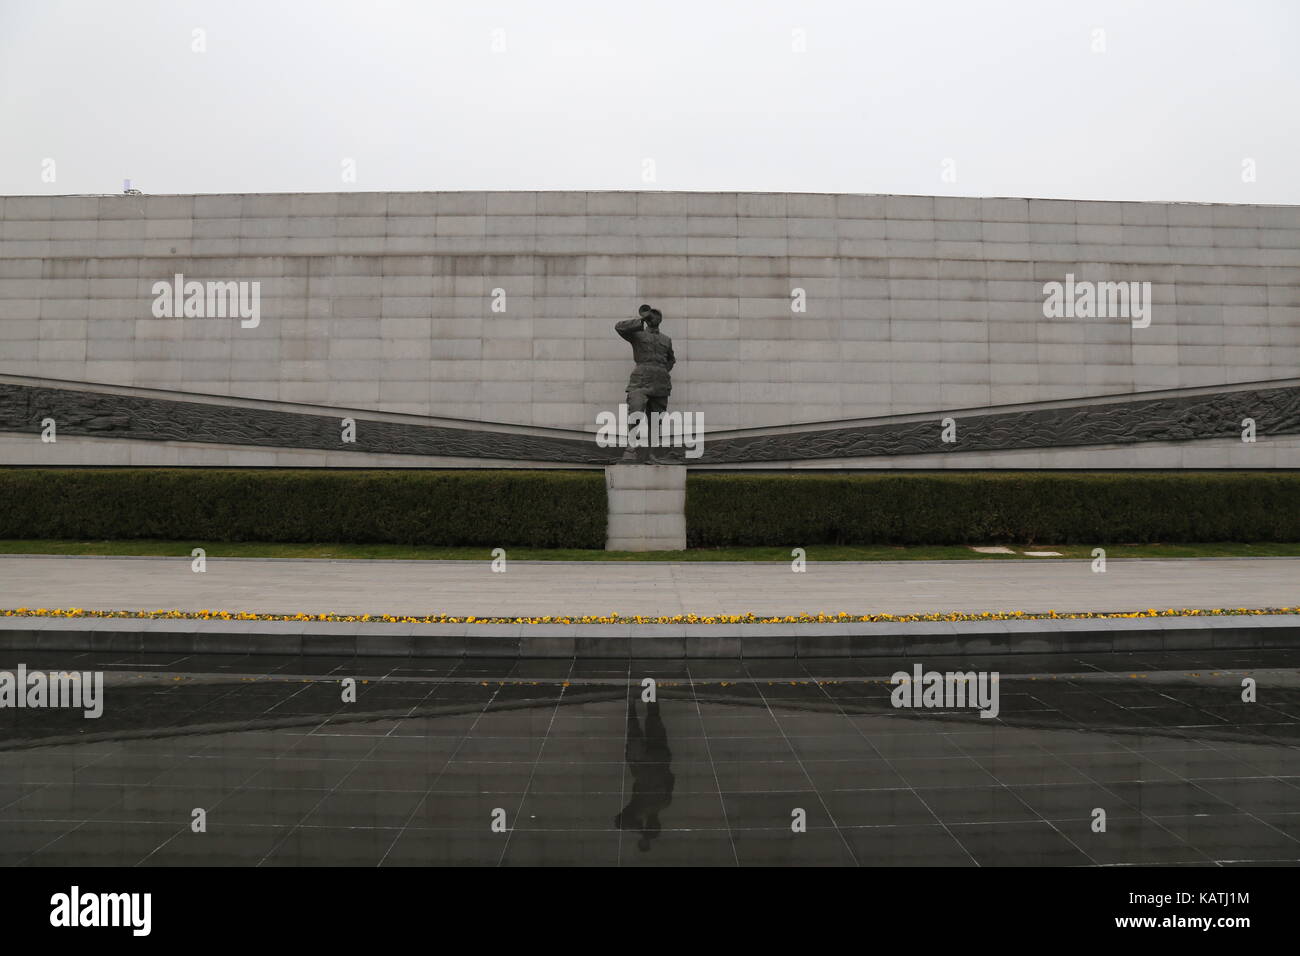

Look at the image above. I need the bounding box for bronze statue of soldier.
[615,304,676,463]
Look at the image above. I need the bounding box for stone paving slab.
[2,555,1298,619]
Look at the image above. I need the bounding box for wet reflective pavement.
[2,649,1299,866]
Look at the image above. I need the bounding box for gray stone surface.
[697,382,1300,463]
[2,190,1298,469]
[4,425,1295,469]
[605,464,687,550]
[1,554,1296,618]
[4,377,1294,465]
[0,380,615,463]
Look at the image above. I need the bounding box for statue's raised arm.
[615,317,644,341]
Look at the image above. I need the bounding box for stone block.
[604,464,687,551]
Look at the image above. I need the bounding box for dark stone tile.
[801,758,907,791]
[1106,781,1239,817]
[3,647,1298,865]
[301,789,423,828]
[842,823,976,866]
[730,828,857,866]
[820,788,937,827]
[1008,783,1142,821]
[0,820,78,865]
[517,793,623,830]
[499,829,620,866]
[706,736,797,761]
[1153,812,1300,861]
[1052,817,1209,865]
[211,786,327,826]
[712,761,809,792]
[140,824,288,865]
[25,821,179,867]
[947,821,1094,867]
[975,753,1093,786]
[411,792,524,829]
[721,791,830,829]
[1194,777,1300,814]
[1,784,127,821]
[786,735,878,761]
[527,761,625,794]
[262,825,396,866]
[618,829,735,865]
[914,786,1042,825]
[336,759,448,791]
[890,756,999,789]
[380,827,502,866]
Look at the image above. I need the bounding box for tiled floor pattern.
[1,650,1298,866]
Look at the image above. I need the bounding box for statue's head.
[639,304,663,331]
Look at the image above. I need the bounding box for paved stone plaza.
[2,554,1296,618]
[2,648,1298,866]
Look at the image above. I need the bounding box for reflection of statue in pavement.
[614,699,675,851]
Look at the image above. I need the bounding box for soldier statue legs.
[622,387,669,463]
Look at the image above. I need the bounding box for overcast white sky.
[1,0,1296,203]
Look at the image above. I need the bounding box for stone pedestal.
[604,464,687,551]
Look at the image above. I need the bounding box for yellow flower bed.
[1,607,1297,625]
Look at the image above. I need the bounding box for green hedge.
[5,468,1296,550]
[686,472,1300,546]
[0,468,606,548]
